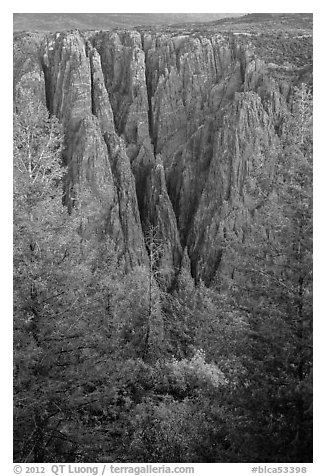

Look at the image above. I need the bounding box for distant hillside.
[13,13,244,32]
[213,12,312,30]
[165,12,312,33]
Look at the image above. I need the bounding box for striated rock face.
[42,31,148,270]
[93,31,151,157]
[14,25,312,283]
[188,92,280,282]
[88,48,115,134]
[140,154,183,280]
[42,32,92,128]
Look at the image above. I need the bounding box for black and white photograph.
[12,7,314,469]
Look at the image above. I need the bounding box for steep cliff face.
[41,31,148,270]
[189,91,280,282]
[14,21,312,283]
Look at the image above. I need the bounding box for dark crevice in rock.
[40,38,56,116]
[41,63,52,114]
[143,50,157,155]
[89,55,96,117]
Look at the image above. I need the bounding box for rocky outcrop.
[93,31,151,158]
[42,31,148,270]
[14,25,312,283]
[139,154,182,280]
[188,92,279,282]
[42,32,92,129]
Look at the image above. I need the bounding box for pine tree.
[110,226,165,364]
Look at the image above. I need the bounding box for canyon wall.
[14,27,311,283]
